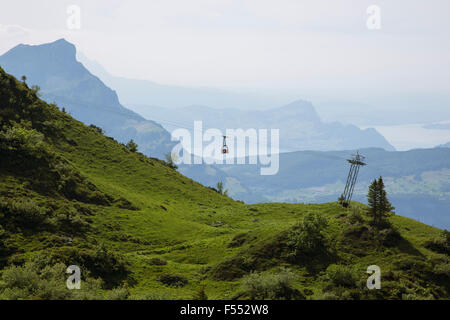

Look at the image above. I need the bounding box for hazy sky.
[1,0,450,100]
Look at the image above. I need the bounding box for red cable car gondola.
[222,136,229,154]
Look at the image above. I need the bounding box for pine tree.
[367,176,394,227]
[367,178,379,224]
[126,139,138,152]
[377,177,394,220]
[216,181,223,194]
[216,181,228,196]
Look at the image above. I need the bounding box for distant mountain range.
[179,147,450,229]
[130,101,395,152]
[77,52,395,152]
[425,122,450,130]
[0,39,175,159]
[436,142,450,148]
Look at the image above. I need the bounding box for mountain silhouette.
[0,38,175,159]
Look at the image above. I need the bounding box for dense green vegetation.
[0,67,449,300]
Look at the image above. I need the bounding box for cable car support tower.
[340,151,366,208]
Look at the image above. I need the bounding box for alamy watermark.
[366,5,381,30]
[66,5,81,30]
[170,121,279,175]
[66,265,81,290]
[366,265,381,289]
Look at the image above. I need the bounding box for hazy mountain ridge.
[0,39,175,159]
[77,52,394,152]
[436,142,450,148]
[133,100,395,152]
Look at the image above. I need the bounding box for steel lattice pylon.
[340,151,366,208]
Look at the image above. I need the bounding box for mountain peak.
[3,38,76,60]
[44,38,76,53]
[273,100,321,122]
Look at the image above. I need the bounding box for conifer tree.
[377,177,394,220]
[126,139,138,152]
[367,176,394,227]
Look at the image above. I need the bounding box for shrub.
[49,245,130,288]
[0,260,70,300]
[325,264,359,288]
[0,125,47,158]
[89,124,103,134]
[49,206,89,232]
[375,227,402,247]
[114,197,139,210]
[31,85,41,97]
[0,255,130,300]
[348,207,364,225]
[209,256,248,280]
[215,181,229,196]
[0,198,48,229]
[424,230,450,255]
[157,273,188,287]
[228,233,248,248]
[106,285,130,300]
[433,263,450,278]
[148,257,167,266]
[287,212,328,260]
[240,268,304,300]
[126,139,138,152]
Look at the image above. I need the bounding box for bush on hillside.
[0,261,71,300]
[126,139,138,152]
[89,124,104,135]
[374,227,402,247]
[0,125,48,158]
[347,207,365,225]
[0,255,134,300]
[148,257,167,266]
[157,272,188,287]
[0,198,48,229]
[287,212,328,261]
[240,268,305,300]
[49,245,130,288]
[325,264,359,288]
[425,230,450,255]
[105,285,130,300]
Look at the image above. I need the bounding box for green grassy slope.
[0,67,448,300]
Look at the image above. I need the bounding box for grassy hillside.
[0,67,449,300]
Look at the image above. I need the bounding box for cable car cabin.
[222,136,229,154]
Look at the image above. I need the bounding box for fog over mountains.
[77,51,395,152]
